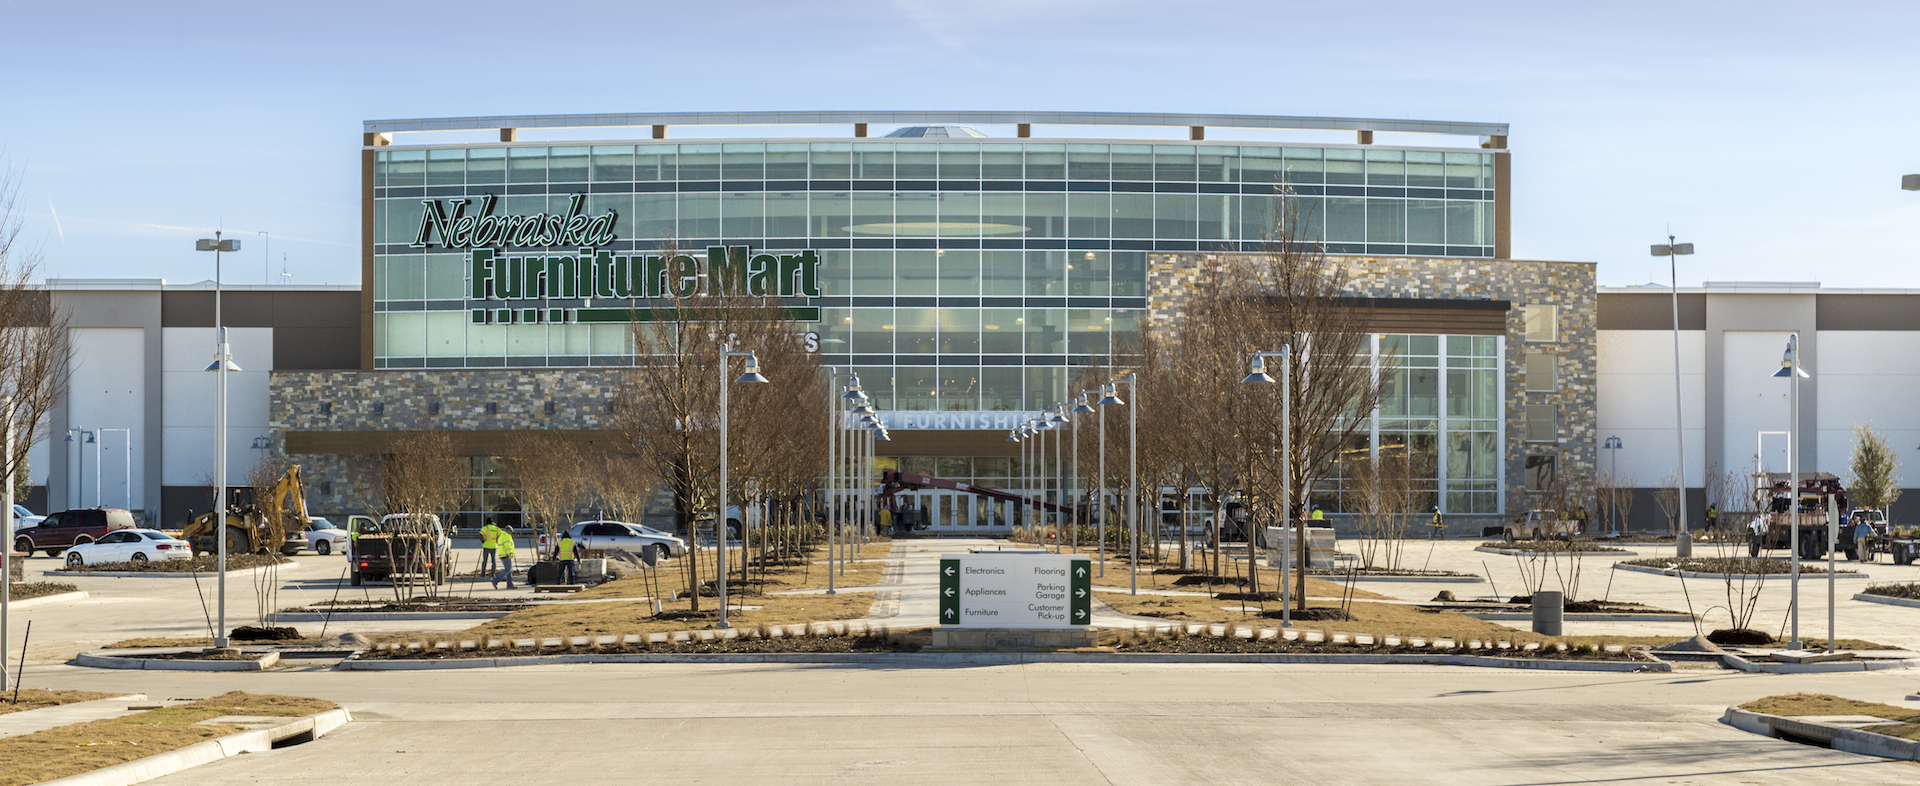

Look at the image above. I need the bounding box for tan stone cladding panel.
[270,369,629,519]
[1146,254,1597,511]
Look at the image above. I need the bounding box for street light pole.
[1097,391,1108,576]
[716,344,770,630]
[1652,236,1695,557]
[1243,349,1293,627]
[1774,334,1809,649]
[1102,375,1139,594]
[1602,436,1623,536]
[196,232,240,649]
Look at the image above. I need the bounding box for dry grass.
[1099,593,1551,643]
[0,690,123,717]
[1740,693,1920,741]
[1095,564,1388,600]
[569,542,891,600]
[0,692,336,786]
[370,590,878,648]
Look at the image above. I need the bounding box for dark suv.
[13,509,139,557]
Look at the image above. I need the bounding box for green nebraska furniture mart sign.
[940,553,1092,628]
[407,195,821,326]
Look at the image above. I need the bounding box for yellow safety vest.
[480,525,497,549]
[1311,510,1325,521]
[495,534,515,558]
[557,536,575,561]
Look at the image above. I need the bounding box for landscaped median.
[0,692,344,786]
[1723,693,1920,761]
[55,554,291,576]
[1615,556,1865,579]
[1855,583,1920,609]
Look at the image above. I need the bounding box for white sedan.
[64,529,193,566]
[283,518,349,555]
[538,521,686,559]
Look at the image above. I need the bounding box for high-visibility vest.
[480,525,498,549]
[557,536,575,561]
[495,534,516,558]
[1311,510,1325,521]
[1431,512,1443,526]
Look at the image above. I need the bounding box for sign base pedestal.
[931,628,1101,650]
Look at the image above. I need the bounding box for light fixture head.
[876,430,891,441]
[1772,338,1810,378]
[734,352,770,383]
[1241,354,1276,384]
[1006,431,1021,443]
[1071,395,1095,414]
[195,238,240,253]
[1097,384,1124,406]
[203,352,242,372]
[1904,174,1920,191]
[1651,242,1695,256]
[84,432,96,444]
[1047,409,1067,423]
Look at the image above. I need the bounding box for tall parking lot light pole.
[1773,334,1809,649]
[1094,387,1111,576]
[1903,174,1919,191]
[1072,393,1095,554]
[716,345,769,630]
[1651,236,1695,558]
[1242,348,1293,628]
[1049,406,1067,551]
[1602,436,1623,536]
[196,232,240,649]
[1101,374,1138,594]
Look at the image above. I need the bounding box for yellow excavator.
[182,465,310,557]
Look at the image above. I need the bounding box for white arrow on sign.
[1075,566,1086,577]
[944,608,956,619]
[1075,588,1086,598]
[944,566,955,576]
[945,587,956,597]
[1074,609,1087,620]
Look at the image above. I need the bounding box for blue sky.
[3,0,1916,288]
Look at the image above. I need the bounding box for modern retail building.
[61,109,1868,535]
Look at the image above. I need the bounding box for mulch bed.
[362,633,921,660]
[230,626,301,641]
[1479,541,1629,553]
[1257,608,1353,622]
[1863,583,1920,600]
[1621,557,1857,575]
[7,582,79,600]
[57,554,290,573]
[1499,597,1664,613]
[1111,635,1629,660]
[1708,628,1774,646]
[290,602,531,613]
[1308,568,1477,578]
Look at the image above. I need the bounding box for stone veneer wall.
[270,369,626,520]
[1147,253,1597,519]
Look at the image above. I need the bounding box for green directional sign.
[1069,556,1092,626]
[939,558,961,626]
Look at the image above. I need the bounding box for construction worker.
[1429,506,1446,540]
[555,530,578,585]
[491,527,517,590]
[479,519,499,574]
[1310,506,1325,523]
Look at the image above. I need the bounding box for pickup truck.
[349,514,451,586]
[1504,509,1579,541]
[12,508,139,557]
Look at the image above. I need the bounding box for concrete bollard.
[1532,590,1563,636]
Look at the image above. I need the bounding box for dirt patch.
[0,690,124,716]
[1620,557,1857,575]
[1258,607,1353,622]
[137,650,268,661]
[1498,597,1667,614]
[7,582,79,601]
[57,554,290,573]
[1863,583,1920,600]
[286,601,530,613]
[0,692,336,786]
[1707,628,1774,646]
[230,626,301,641]
[102,636,327,649]
[1739,693,1920,741]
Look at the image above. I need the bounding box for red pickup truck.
[12,508,139,557]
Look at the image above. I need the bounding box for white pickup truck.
[1504,510,1579,541]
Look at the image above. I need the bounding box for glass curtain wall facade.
[371,138,1499,413]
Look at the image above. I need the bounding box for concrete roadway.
[8,538,1920,783]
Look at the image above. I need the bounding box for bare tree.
[1351,452,1415,571]
[498,432,587,541]
[1652,469,1681,538]
[0,166,71,526]
[613,239,826,611]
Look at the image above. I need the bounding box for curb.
[1852,593,1920,610]
[1310,574,1483,583]
[76,648,282,671]
[1473,546,1637,558]
[1458,611,1694,622]
[1611,563,1869,580]
[1720,653,1920,674]
[53,564,294,580]
[5,590,88,609]
[37,708,351,786]
[1721,706,1920,761]
[336,650,1669,672]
